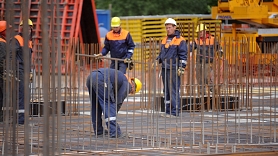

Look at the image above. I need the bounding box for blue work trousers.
[161,68,181,116]
[86,71,121,137]
[110,60,127,74]
[18,71,24,124]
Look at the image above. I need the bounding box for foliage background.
[95,0,218,16]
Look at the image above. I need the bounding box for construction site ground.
[1,86,277,155]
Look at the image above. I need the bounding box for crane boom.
[211,0,278,27]
[211,0,278,67]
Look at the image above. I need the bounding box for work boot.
[96,129,108,137]
[165,114,178,118]
[110,132,127,139]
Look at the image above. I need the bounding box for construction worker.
[86,68,142,138]
[157,18,187,117]
[95,17,135,74]
[0,21,7,122]
[191,23,220,95]
[10,19,33,125]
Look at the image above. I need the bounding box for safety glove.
[30,72,33,83]
[124,58,132,63]
[177,67,185,76]
[128,62,134,70]
[151,60,160,69]
[94,53,102,59]
[2,70,6,80]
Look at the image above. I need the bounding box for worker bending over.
[86,68,142,138]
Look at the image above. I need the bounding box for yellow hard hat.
[111,17,121,27]
[20,19,33,26]
[132,78,142,93]
[196,23,207,32]
[0,21,6,33]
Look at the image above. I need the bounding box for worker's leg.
[170,69,180,116]
[110,60,116,70]
[203,63,210,84]
[196,62,205,94]
[86,73,104,135]
[18,71,24,125]
[96,78,121,137]
[204,63,212,92]
[118,62,128,74]
[91,90,104,135]
[162,68,171,114]
[102,101,121,137]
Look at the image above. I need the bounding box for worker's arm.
[0,41,6,65]
[156,53,162,64]
[101,36,110,56]
[0,42,6,78]
[156,42,164,64]
[215,40,224,57]
[9,38,21,69]
[125,33,135,59]
[9,37,20,57]
[189,41,197,52]
[178,40,187,68]
[116,81,129,105]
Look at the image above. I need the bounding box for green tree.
[95,0,218,16]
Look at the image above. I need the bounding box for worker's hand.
[177,67,185,76]
[219,49,224,57]
[128,62,134,70]
[30,72,33,83]
[124,58,132,63]
[94,53,102,59]
[124,58,133,70]
[117,103,123,113]
[151,60,160,69]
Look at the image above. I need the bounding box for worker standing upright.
[190,23,220,95]
[95,17,135,74]
[157,18,187,117]
[0,21,7,122]
[10,19,33,125]
[86,68,142,138]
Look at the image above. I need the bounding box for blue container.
[96,9,111,32]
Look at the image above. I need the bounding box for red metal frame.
[91,0,101,46]
[0,0,101,74]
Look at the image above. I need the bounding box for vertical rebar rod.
[56,0,63,154]
[41,0,50,155]
[22,0,30,155]
[50,1,56,155]
[4,0,13,155]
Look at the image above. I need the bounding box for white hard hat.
[165,18,176,26]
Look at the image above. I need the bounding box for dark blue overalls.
[156,30,187,116]
[86,68,130,137]
[11,34,33,124]
[101,29,135,74]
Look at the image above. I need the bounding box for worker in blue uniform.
[0,21,7,122]
[95,17,135,74]
[157,18,187,117]
[86,68,142,138]
[190,23,222,95]
[10,19,33,125]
